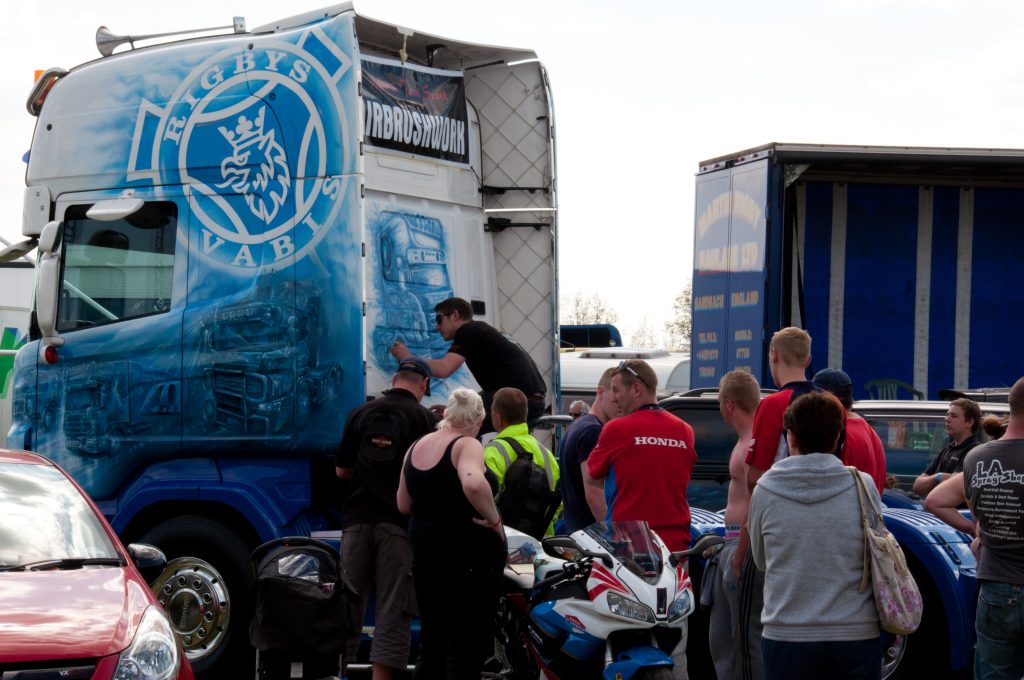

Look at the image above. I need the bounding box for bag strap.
[497,437,555,489]
[848,467,872,594]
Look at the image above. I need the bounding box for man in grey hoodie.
[748,391,882,680]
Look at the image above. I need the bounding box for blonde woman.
[397,388,506,679]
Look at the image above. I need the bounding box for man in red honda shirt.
[585,358,696,680]
[813,367,887,494]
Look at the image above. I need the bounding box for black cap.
[813,368,852,394]
[397,357,432,396]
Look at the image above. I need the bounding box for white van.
[559,348,690,412]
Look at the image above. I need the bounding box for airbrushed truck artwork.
[5,6,559,675]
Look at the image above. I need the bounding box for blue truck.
[690,142,1023,398]
[2,5,559,676]
[688,142,1024,676]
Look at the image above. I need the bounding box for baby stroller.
[250,537,358,680]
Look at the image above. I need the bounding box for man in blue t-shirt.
[559,367,618,533]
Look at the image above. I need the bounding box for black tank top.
[404,435,505,568]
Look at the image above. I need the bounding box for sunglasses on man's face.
[571,412,583,419]
[434,313,451,326]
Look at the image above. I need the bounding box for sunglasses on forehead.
[617,360,649,389]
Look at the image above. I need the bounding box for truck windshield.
[210,318,287,351]
[57,202,177,332]
[65,387,99,410]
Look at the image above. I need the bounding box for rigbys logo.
[128,27,354,270]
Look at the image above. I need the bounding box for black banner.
[361,58,468,164]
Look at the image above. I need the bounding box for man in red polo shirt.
[813,367,887,494]
[585,358,696,679]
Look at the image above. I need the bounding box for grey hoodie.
[749,453,881,642]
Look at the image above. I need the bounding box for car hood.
[0,567,153,661]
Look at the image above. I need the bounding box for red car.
[0,448,193,679]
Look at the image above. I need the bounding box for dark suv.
[659,390,1010,511]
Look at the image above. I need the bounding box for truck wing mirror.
[38,220,62,255]
[36,221,64,346]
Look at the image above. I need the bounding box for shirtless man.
[706,370,764,680]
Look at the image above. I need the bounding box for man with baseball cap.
[335,358,439,679]
[812,368,886,494]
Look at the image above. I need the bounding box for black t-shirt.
[924,434,980,475]
[335,388,438,528]
[963,438,1024,584]
[448,320,546,399]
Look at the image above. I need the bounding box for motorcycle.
[487,520,724,680]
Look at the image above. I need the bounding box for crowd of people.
[334,301,1023,680]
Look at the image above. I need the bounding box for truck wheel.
[141,516,254,679]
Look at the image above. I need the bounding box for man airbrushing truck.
[3,5,559,675]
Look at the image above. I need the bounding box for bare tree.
[562,292,619,325]
[663,282,692,351]
[629,318,657,348]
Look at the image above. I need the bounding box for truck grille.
[214,373,245,395]
[63,414,90,435]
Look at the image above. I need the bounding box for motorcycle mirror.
[542,535,580,559]
[670,533,726,566]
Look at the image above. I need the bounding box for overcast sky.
[3,0,1023,344]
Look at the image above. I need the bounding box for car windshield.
[0,462,120,568]
[584,520,663,583]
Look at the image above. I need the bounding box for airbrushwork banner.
[361,56,468,164]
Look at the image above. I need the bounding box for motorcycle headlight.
[113,605,181,680]
[606,591,655,623]
[667,589,693,622]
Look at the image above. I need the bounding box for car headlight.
[667,589,693,622]
[606,591,655,623]
[113,605,181,680]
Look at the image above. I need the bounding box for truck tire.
[141,516,254,679]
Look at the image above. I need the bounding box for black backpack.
[494,437,561,539]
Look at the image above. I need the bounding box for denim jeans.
[762,637,880,680]
[975,580,1024,680]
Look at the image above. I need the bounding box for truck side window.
[57,202,177,331]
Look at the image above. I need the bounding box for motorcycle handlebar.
[534,558,589,591]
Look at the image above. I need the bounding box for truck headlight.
[258,400,283,412]
[606,591,655,623]
[113,605,181,680]
[667,589,693,622]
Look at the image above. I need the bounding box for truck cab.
[6,5,558,675]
